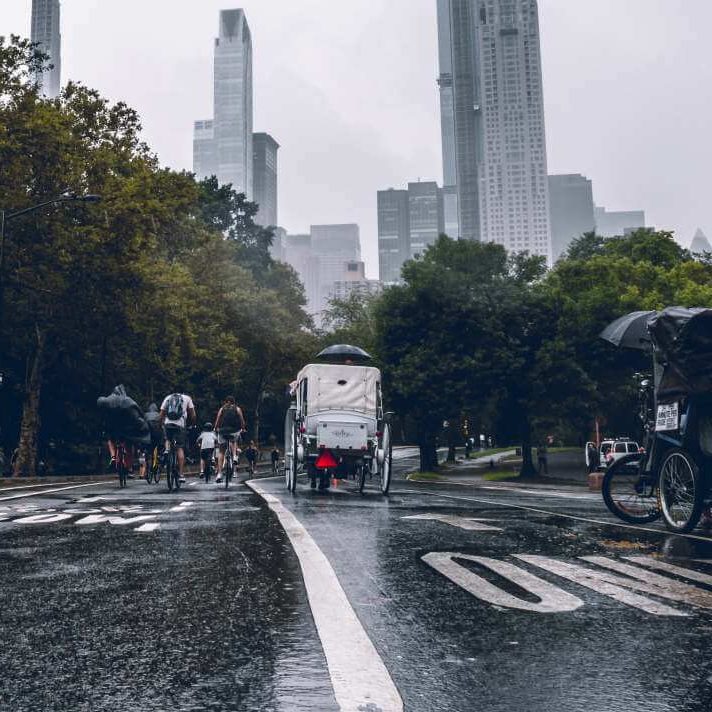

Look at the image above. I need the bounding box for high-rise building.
[548,174,595,261]
[283,233,320,318]
[31,0,61,99]
[378,189,410,284]
[594,207,646,238]
[194,9,253,198]
[331,261,383,303]
[690,228,712,254]
[437,0,552,261]
[408,181,444,259]
[193,120,217,180]
[253,133,279,227]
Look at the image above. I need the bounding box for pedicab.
[284,345,393,494]
[600,307,712,532]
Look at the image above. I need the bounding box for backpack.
[166,394,184,422]
[220,405,239,430]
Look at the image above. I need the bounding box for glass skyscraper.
[31,0,61,99]
[194,9,253,199]
[253,132,279,227]
[437,0,552,261]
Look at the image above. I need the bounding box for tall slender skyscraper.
[194,9,253,198]
[31,0,61,99]
[253,133,279,227]
[437,0,552,261]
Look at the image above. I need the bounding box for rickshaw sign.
[655,402,679,431]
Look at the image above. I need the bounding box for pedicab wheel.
[379,423,393,495]
[659,449,705,533]
[601,453,660,524]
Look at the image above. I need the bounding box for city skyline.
[4,0,711,278]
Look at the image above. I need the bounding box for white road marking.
[0,482,105,502]
[517,555,687,617]
[247,480,403,712]
[403,488,712,544]
[0,481,78,492]
[13,513,74,524]
[403,513,502,532]
[135,522,161,532]
[422,552,583,613]
[478,485,598,501]
[626,556,712,585]
[74,514,158,526]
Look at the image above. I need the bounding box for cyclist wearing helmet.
[196,422,217,480]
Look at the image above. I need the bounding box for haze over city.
[4,0,711,276]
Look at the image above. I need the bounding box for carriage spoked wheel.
[285,422,298,492]
[659,448,705,533]
[378,423,393,494]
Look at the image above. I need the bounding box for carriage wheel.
[285,423,298,492]
[379,423,393,494]
[659,449,704,533]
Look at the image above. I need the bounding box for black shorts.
[200,448,214,460]
[164,424,187,449]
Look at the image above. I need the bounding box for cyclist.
[159,391,197,483]
[214,395,245,482]
[196,422,217,480]
[140,402,163,480]
[270,445,280,474]
[244,440,259,475]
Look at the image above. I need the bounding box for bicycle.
[145,445,162,484]
[203,449,215,484]
[115,440,132,489]
[220,431,240,489]
[164,426,183,492]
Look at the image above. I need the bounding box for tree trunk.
[518,415,537,479]
[418,428,439,473]
[13,327,46,477]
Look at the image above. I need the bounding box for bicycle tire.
[166,450,175,492]
[225,453,232,489]
[602,453,660,524]
[358,462,367,494]
[659,448,705,533]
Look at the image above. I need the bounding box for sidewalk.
[411,448,591,489]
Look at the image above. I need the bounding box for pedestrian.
[270,446,280,474]
[537,443,548,475]
[586,442,598,473]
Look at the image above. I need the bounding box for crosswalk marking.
[135,522,161,532]
[403,513,502,532]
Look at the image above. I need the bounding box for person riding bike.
[214,395,246,482]
[244,440,259,475]
[140,402,163,480]
[196,422,217,480]
[159,391,197,483]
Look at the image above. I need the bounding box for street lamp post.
[0,193,101,338]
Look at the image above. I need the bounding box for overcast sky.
[4,1,711,276]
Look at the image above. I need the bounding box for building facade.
[437,0,552,260]
[193,120,217,180]
[253,133,279,227]
[377,189,410,284]
[31,0,61,99]
[194,9,253,198]
[548,174,595,261]
[594,207,646,238]
[331,261,383,303]
[408,181,444,259]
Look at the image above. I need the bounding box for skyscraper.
[193,120,217,181]
[194,9,253,198]
[548,174,595,261]
[594,207,646,238]
[690,228,712,254]
[31,0,61,99]
[437,0,552,260]
[408,182,444,259]
[378,189,410,284]
[253,133,279,227]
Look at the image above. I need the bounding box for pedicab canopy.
[648,307,712,403]
[295,363,380,416]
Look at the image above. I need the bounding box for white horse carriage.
[284,345,393,494]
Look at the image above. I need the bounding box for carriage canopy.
[648,307,712,403]
[295,363,380,416]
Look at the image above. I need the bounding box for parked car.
[585,439,640,471]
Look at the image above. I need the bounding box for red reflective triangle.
[315,450,338,469]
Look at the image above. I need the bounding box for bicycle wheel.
[118,463,127,488]
[602,453,660,524]
[659,448,705,533]
[166,450,175,492]
[358,462,367,494]
[225,453,232,489]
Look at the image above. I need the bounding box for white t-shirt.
[197,431,217,450]
[161,393,195,429]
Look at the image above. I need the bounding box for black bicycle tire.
[358,462,367,494]
[659,448,705,533]
[166,450,175,492]
[602,453,660,524]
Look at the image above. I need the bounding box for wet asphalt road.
[3,456,712,711]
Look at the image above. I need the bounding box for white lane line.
[135,522,160,532]
[247,480,403,712]
[401,488,712,544]
[0,482,105,503]
[478,485,598,501]
[0,481,79,493]
[403,513,502,532]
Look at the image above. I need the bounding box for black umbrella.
[316,344,373,362]
[599,311,657,350]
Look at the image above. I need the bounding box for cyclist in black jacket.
[214,395,246,481]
